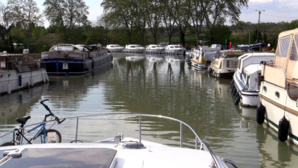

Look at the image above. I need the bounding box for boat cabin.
[262,28,298,100]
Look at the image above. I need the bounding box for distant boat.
[0,51,48,94]
[106,44,124,52]
[123,44,145,53]
[165,44,186,55]
[40,44,112,76]
[201,44,222,63]
[208,50,244,78]
[145,44,165,54]
[232,52,275,107]
[188,47,207,70]
[235,43,265,51]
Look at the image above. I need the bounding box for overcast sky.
[240,0,298,23]
[2,0,298,26]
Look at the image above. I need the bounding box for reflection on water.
[0,84,48,126]
[0,53,297,167]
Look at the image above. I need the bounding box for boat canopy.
[262,28,298,88]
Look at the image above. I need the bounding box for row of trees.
[0,0,92,52]
[101,0,248,46]
[0,0,296,53]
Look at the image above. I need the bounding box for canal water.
[0,53,297,167]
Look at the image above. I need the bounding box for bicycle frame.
[15,123,47,145]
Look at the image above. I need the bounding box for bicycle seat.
[16,116,31,127]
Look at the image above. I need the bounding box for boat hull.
[0,69,48,94]
[189,59,206,70]
[233,71,260,107]
[123,49,144,53]
[40,54,112,76]
[145,49,165,54]
[259,81,298,145]
[165,50,185,55]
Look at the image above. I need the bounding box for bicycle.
[0,99,65,146]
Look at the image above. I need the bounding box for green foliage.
[206,25,232,45]
[85,26,106,45]
[10,26,26,44]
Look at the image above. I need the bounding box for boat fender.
[209,68,213,74]
[234,96,240,105]
[230,80,234,88]
[231,86,235,94]
[256,104,265,124]
[278,116,289,142]
[235,92,239,98]
[233,88,237,96]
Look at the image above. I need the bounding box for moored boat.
[165,44,186,55]
[232,52,275,106]
[123,44,145,53]
[145,44,165,54]
[40,44,112,76]
[188,46,207,70]
[106,44,124,52]
[257,28,298,145]
[208,50,244,78]
[202,44,222,64]
[0,113,237,168]
[0,52,48,95]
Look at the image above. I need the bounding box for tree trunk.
[180,31,185,47]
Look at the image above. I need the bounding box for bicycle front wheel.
[36,129,62,143]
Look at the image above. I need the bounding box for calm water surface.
[0,53,297,167]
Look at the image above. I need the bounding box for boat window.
[276,36,290,57]
[290,40,298,60]
[0,148,117,168]
[245,75,250,89]
[226,60,230,67]
[275,91,280,98]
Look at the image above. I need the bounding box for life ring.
[256,104,265,124]
[278,116,289,142]
[234,96,240,105]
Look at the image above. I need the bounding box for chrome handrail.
[0,113,232,168]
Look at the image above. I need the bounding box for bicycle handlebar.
[40,99,66,124]
[40,99,54,115]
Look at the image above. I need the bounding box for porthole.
[263,86,267,92]
[275,92,280,98]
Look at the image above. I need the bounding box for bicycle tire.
[0,142,15,146]
[35,129,62,143]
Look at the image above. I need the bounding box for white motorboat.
[145,44,165,54]
[202,44,222,63]
[40,44,112,76]
[0,52,48,95]
[165,44,186,55]
[257,28,298,145]
[232,52,275,106]
[106,44,124,52]
[208,50,244,78]
[123,44,145,53]
[188,47,207,70]
[0,113,237,168]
